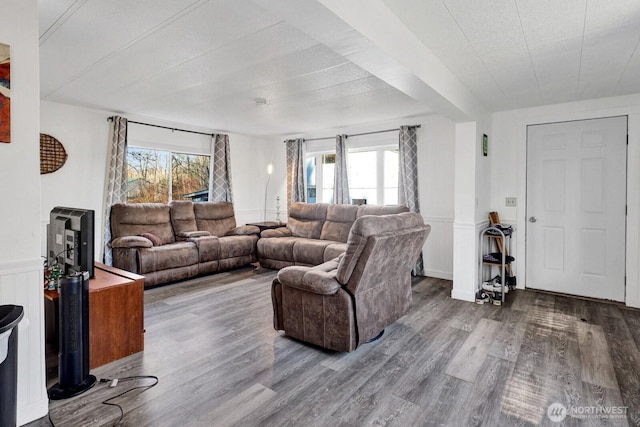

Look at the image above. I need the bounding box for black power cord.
[47,375,159,427]
[100,376,159,425]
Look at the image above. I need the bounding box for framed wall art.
[482,133,488,156]
[0,43,10,143]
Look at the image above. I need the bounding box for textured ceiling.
[383,0,640,110]
[38,0,640,135]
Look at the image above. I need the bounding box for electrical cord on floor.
[100,375,159,426]
[47,375,159,427]
[48,401,56,427]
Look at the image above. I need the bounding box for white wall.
[281,113,457,279]
[261,136,288,224]
[40,101,110,258]
[0,0,48,424]
[40,101,275,256]
[491,93,640,308]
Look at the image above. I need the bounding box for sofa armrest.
[277,266,341,295]
[260,227,292,238]
[111,236,153,249]
[226,225,260,236]
[177,230,211,238]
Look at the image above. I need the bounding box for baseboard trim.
[18,396,48,426]
[424,269,453,281]
[626,298,640,309]
[451,287,475,302]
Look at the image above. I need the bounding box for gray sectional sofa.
[272,212,430,351]
[257,202,409,269]
[109,200,259,286]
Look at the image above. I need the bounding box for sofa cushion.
[139,232,164,246]
[324,243,347,262]
[194,202,237,237]
[320,204,358,243]
[260,227,292,238]
[189,236,220,263]
[337,212,425,284]
[111,235,153,249]
[257,236,301,262]
[219,235,258,259]
[111,203,176,244]
[137,242,198,274]
[293,239,339,266]
[226,225,260,236]
[356,204,409,217]
[287,202,327,238]
[169,200,198,238]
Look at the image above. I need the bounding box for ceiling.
[38,0,640,135]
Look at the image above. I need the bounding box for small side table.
[246,221,286,232]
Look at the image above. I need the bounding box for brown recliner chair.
[271,212,431,352]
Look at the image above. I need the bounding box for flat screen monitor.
[47,207,95,278]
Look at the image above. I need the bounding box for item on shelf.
[483,281,508,294]
[45,263,62,290]
[484,224,513,236]
[482,252,515,264]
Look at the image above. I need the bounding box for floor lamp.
[264,163,273,222]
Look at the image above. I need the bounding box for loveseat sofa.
[109,200,259,286]
[257,202,408,269]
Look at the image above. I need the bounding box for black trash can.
[0,305,24,427]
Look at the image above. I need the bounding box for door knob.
[529,216,537,223]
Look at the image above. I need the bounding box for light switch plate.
[505,197,517,207]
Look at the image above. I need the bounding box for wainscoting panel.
[422,217,454,280]
[0,258,48,425]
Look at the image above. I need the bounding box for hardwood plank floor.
[28,266,639,427]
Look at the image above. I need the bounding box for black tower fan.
[48,272,96,400]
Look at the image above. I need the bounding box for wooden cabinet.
[45,263,145,369]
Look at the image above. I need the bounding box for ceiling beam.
[317,0,487,121]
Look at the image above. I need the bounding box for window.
[306,153,335,203]
[126,147,210,203]
[305,147,398,205]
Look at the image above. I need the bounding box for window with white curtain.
[305,144,398,205]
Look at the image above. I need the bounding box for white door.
[526,116,627,301]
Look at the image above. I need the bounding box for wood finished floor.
[28,266,640,427]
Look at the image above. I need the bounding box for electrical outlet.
[505,197,517,207]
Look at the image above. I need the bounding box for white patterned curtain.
[285,138,306,209]
[399,125,424,276]
[102,116,128,266]
[334,134,350,204]
[208,134,233,202]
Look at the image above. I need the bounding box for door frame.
[500,98,640,308]
[524,116,628,301]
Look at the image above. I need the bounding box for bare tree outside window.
[126,147,210,203]
[171,153,210,200]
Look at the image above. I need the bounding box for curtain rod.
[107,116,215,137]
[285,124,421,143]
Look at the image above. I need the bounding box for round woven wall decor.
[40,133,68,174]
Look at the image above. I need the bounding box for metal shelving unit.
[479,225,514,305]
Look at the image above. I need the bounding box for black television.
[47,207,95,278]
